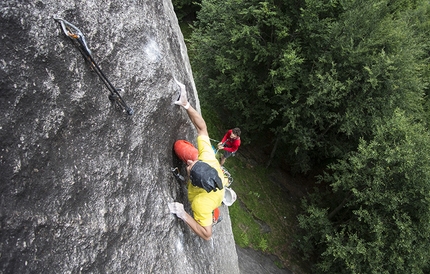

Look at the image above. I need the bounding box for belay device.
[54,18,133,115]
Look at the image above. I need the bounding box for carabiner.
[54,18,92,56]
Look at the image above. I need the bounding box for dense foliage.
[176,0,430,272]
[190,0,428,172]
[298,110,430,273]
[172,0,200,21]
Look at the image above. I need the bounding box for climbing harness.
[54,18,133,115]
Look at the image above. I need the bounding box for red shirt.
[221,129,241,153]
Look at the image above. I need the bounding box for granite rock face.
[0,1,239,273]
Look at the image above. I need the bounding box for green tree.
[407,2,430,124]
[172,0,201,21]
[297,109,430,273]
[190,0,428,171]
[191,0,301,135]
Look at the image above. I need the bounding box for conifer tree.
[297,110,430,273]
[190,0,428,171]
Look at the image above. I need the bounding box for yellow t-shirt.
[188,135,226,227]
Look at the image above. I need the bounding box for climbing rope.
[209,138,220,143]
[54,18,133,115]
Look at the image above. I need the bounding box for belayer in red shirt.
[217,128,241,166]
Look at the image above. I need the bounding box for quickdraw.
[171,167,185,183]
[54,18,133,115]
[221,166,233,187]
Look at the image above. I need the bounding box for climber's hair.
[232,128,241,137]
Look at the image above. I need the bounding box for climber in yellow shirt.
[169,78,226,240]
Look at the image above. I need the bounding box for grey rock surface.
[237,245,293,274]
[0,1,239,273]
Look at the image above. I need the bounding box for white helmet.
[223,187,237,206]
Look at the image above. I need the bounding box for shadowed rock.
[0,1,239,273]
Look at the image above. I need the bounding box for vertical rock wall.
[0,0,240,273]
